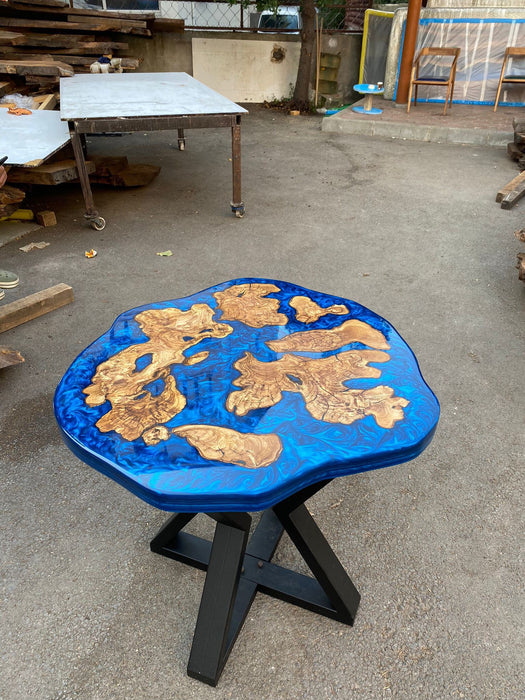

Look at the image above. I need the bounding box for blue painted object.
[55,279,439,512]
[352,105,383,115]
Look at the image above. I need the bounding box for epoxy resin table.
[59,73,248,229]
[54,279,439,686]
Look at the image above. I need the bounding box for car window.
[259,14,299,30]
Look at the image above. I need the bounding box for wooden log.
[113,163,161,187]
[0,345,25,369]
[0,283,74,333]
[496,170,525,203]
[500,170,525,210]
[515,228,525,243]
[7,159,95,185]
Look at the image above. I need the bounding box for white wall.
[192,38,301,102]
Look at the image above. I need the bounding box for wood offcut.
[0,283,73,333]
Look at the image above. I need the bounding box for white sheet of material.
[0,109,71,167]
[59,72,247,121]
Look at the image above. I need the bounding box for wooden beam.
[7,159,95,185]
[496,170,525,202]
[0,283,74,333]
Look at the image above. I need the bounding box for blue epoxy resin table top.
[55,279,439,512]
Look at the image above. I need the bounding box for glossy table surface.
[54,279,439,512]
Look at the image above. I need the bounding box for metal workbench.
[59,72,248,230]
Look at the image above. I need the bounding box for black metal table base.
[150,480,360,687]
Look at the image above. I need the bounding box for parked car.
[258,6,301,33]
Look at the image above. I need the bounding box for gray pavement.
[1,106,524,700]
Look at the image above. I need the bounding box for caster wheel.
[178,142,185,151]
[231,203,245,218]
[90,216,106,231]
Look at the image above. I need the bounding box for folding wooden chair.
[407,47,461,116]
[493,47,525,112]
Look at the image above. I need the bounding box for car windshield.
[259,13,299,30]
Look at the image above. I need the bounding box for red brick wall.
[344,0,374,31]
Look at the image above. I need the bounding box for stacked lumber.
[0,0,183,96]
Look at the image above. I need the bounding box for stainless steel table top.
[59,72,248,121]
[0,109,71,167]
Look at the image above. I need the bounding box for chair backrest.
[505,47,525,58]
[414,47,460,70]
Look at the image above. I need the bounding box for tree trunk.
[291,0,317,111]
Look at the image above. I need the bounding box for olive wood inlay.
[227,349,408,429]
[289,295,349,323]
[266,319,390,354]
[83,304,233,440]
[214,283,288,328]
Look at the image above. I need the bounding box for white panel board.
[59,72,247,120]
[192,38,301,103]
[0,110,71,167]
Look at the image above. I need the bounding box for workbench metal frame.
[60,73,247,230]
[68,113,244,230]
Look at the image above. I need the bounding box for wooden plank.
[35,92,57,109]
[0,283,73,333]
[496,170,525,203]
[0,58,73,76]
[500,170,525,209]
[0,17,151,35]
[0,30,25,45]
[10,0,69,7]
[0,346,25,369]
[67,14,147,29]
[7,159,95,185]
[6,2,156,20]
[14,33,96,47]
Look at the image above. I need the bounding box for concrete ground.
[1,105,524,700]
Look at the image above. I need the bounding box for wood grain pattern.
[227,349,408,429]
[84,304,233,441]
[172,425,283,468]
[267,319,390,353]
[214,283,288,328]
[290,295,349,323]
